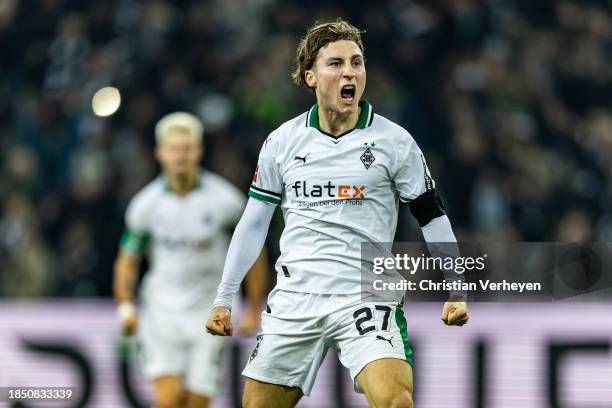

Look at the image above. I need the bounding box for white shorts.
[138,306,226,397]
[242,289,413,396]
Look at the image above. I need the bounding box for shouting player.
[114,112,268,408]
[206,20,468,407]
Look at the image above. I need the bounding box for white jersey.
[249,101,435,295]
[121,171,246,311]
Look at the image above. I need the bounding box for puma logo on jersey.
[294,153,310,163]
[376,335,394,347]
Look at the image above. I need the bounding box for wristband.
[117,301,136,321]
[212,302,232,312]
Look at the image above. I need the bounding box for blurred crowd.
[0,0,611,298]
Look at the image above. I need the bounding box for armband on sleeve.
[409,189,445,227]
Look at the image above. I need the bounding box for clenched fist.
[441,301,469,326]
[205,306,233,336]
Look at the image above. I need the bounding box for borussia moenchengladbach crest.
[361,147,375,169]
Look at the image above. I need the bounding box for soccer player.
[206,20,468,408]
[114,112,268,408]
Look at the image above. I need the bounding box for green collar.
[307,100,373,131]
[162,173,203,193]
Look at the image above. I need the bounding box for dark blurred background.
[0,0,611,300]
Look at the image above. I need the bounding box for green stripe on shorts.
[395,303,414,366]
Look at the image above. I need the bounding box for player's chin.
[337,99,357,114]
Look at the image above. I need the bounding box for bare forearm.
[113,253,139,303]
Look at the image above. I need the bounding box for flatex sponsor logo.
[290,180,365,199]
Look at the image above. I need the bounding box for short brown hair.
[292,19,365,89]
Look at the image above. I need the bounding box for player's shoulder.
[277,110,310,135]
[264,111,310,147]
[371,113,414,142]
[202,171,246,214]
[128,177,166,210]
[203,171,243,196]
[371,112,420,156]
[124,177,165,228]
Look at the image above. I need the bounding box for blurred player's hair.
[292,19,365,89]
[155,112,204,145]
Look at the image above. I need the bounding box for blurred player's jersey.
[250,100,435,295]
[121,171,246,311]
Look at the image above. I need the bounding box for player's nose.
[342,64,357,78]
[342,67,356,78]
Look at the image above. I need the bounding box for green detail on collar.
[162,174,203,193]
[308,100,371,130]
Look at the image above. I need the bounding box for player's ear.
[305,70,316,88]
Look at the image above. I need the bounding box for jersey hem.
[273,283,363,296]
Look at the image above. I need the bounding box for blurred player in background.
[114,112,268,408]
[206,20,468,408]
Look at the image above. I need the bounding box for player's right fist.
[206,306,233,336]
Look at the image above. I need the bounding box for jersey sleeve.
[393,134,436,203]
[248,134,283,205]
[120,193,151,255]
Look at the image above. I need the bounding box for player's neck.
[167,173,198,196]
[317,104,361,136]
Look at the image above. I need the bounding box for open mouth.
[340,85,356,103]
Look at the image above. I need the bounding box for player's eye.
[330,61,341,67]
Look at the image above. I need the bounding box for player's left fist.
[441,301,469,326]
